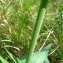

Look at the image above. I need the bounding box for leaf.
[4,48,21,63]
[0,56,8,63]
[20,44,52,63]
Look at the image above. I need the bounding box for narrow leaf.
[0,56,8,63]
[4,48,21,63]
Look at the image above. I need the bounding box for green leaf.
[20,44,52,63]
[4,48,21,63]
[0,56,8,63]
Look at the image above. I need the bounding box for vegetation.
[0,0,63,63]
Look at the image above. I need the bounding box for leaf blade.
[4,48,21,63]
[0,56,8,63]
[20,44,52,63]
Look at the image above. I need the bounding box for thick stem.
[26,0,48,63]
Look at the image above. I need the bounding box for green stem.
[26,0,48,63]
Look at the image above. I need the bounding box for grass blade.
[0,56,8,63]
[4,48,21,63]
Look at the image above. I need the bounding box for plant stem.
[26,0,48,63]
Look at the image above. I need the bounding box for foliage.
[0,0,63,63]
[0,44,52,63]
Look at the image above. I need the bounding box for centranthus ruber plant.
[0,0,52,63]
